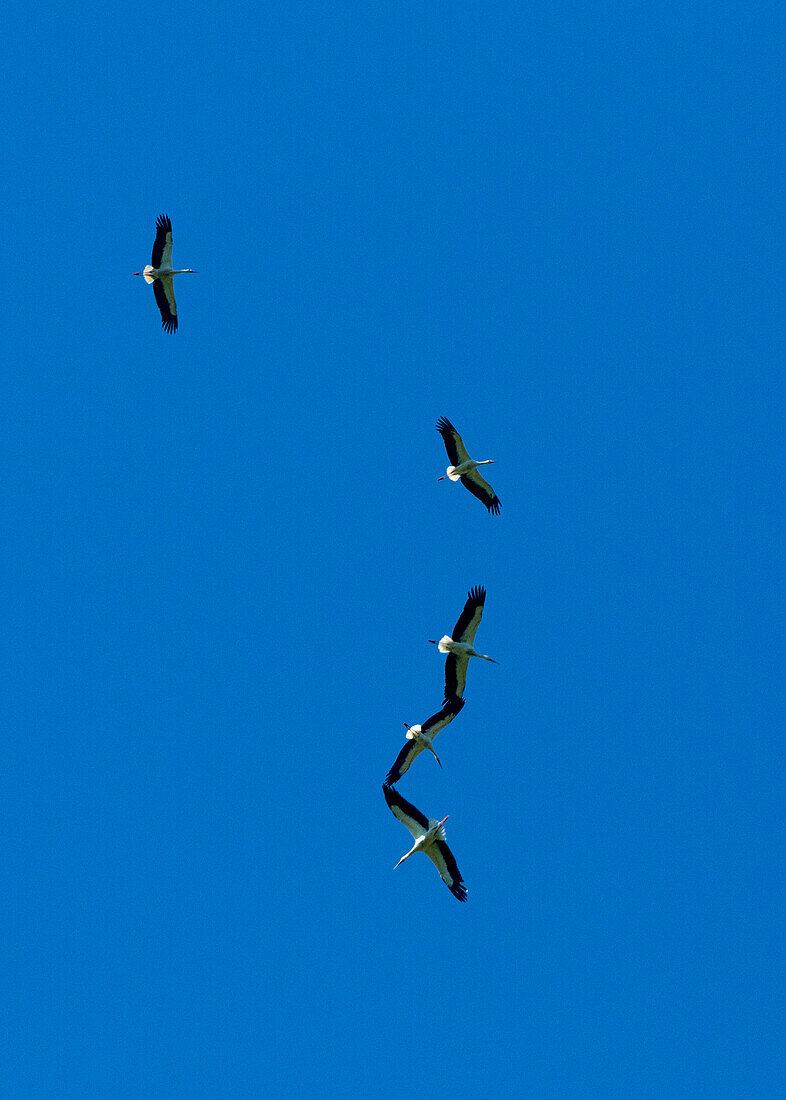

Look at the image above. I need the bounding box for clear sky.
[2,1,783,1095]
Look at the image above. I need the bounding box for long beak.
[394,854,408,869]
[431,747,442,768]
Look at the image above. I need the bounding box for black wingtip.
[435,416,455,434]
[155,214,172,233]
[467,585,486,604]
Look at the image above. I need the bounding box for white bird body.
[394,820,447,866]
[385,697,465,784]
[436,417,501,514]
[383,785,467,901]
[435,635,490,660]
[429,586,496,702]
[139,265,196,284]
[133,215,196,332]
[443,458,493,482]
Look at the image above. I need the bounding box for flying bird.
[384,697,465,785]
[383,784,467,901]
[436,417,500,514]
[133,215,196,332]
[430,585,496,702]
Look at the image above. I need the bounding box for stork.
[430,585,496,702]
[383,784,467,901]
[133,215,196,332]
[384,697,465,785]
[436,417,501,514]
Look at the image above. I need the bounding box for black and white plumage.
[383,784,467,902]
[133,215,196,333]
[436,417,500,515]
[429,585,496,702]
[384,697,465,785]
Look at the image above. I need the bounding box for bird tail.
[446,466,461,482]
[142,265,156,284]
[437,635,453,653]
[428,820,447,841]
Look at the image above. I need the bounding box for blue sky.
[2,1,783,1095]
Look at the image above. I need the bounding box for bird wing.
[443,652,468,702]
[436,417,471,466]
[151,214,173,269]
[383,784,428,839]
[153,277,178,333]
[384,741,424,785]
[460,470,501,515]
[422,696,465,735]
[452,586,486,643]
[426,838,467,901]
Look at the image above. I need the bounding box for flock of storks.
[135,217,502,902]
[381,419,500,902]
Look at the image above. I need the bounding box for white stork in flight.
[133,215,196,333]
[385,697,465,785]
[430,585,496,702]
[436,417,501,514]
[383,784,467,902]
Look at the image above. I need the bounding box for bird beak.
[433,750,442,768]
[394,856,406,869]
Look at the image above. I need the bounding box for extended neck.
[394,841,420,868]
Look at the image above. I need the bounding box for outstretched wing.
[443,652,469,702]
[460,470,501,515]
[452,586,486,643]
[153,277,178,333]
[436,417,471,466]
[383,784,428,839]
[384,740,424,785]
[426,838,467,901]
[151,214,173,269]
[422,696,465,735]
